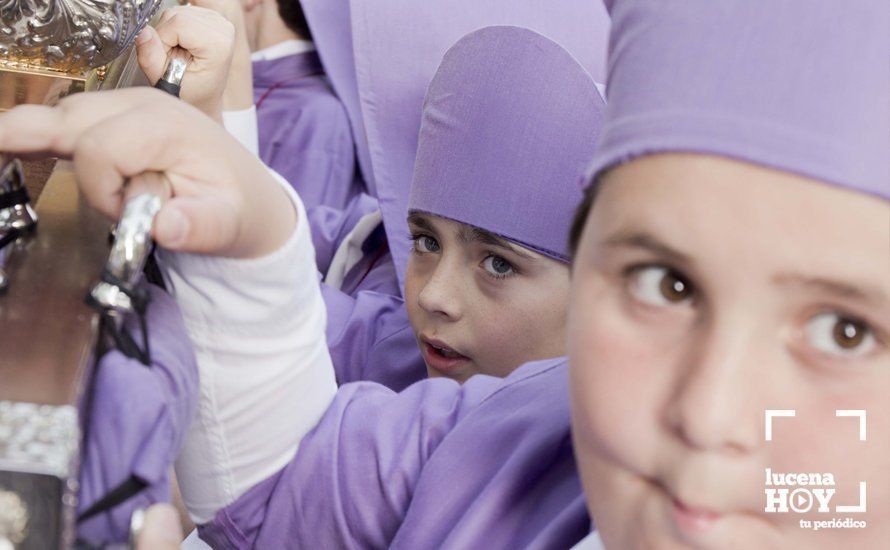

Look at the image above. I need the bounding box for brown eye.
[660,272,691,303]
[832,318,867,349]
[805,313,876,356]
[629,266,694,306]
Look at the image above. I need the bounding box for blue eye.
[482,255,515,278]
[413,234,440,254]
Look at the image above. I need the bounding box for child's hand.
[189,0,255,111]
[0,88,295,258]
[135,504,183,549]
[135,6,235,121]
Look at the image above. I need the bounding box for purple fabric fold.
[589,0,889,200]
[254,51,361,211]
[408,26,605,261]
[322,284,424,391]
[200,358,588,549]
[299,0,376,191]
[77,284,198,544]
[348,0,611,292]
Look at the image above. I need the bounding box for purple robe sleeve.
[306,192,379,274]
[76,284,198,544]
[322,283,426,391]
[199,359,588,549]
[198,372,502,548]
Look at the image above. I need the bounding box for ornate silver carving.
[0,0,163,75]
[0,159,38,235]
[0,489,28,545]
[0,401,79,478]
[0,159,38,294]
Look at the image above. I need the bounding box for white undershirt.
[221,107,259,156]
[250,39,315,62]
[160,171,337,523]
[323,209,383,289]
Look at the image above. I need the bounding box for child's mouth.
[431,343,464,358]
[420,337,470,376]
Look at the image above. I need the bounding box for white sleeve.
[157,171,336,524]
[221,106,260,156]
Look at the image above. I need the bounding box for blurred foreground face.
[569,154,889,549]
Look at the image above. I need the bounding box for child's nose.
[416,260,465,321]
[665,319,767,455]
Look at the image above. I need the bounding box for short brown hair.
[568,182,599,260]
[277,0,312,40]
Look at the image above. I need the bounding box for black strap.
[0,186,29,210]
[154,78,181,97]
[77,475,150,524]
[84,270,152,366]
[142,251,167,290]
[0,226,19,250]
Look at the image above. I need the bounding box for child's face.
[569,154,889,549]
[405,212,570,383]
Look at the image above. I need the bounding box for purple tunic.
[309,194,410,389]
[322,285,424,391]
[77,284,198,543]
[254,51,362,211]
[199,358,589,549]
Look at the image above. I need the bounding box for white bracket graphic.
[765,409,796,441]
[835,410,867,441]
[836,482,868,513]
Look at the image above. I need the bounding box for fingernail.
[157,207,189,248]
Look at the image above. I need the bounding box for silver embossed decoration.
[0,489,28,544]
[0,401,79,478]
[0,0,163,74]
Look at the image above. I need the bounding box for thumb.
[153,195,241,255]
[137,504,183,549]
[135,26,168,85]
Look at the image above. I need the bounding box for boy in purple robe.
[323,20,602,386]
[568,1,888,548]
[312,0,609,388]
[305,0,606,297]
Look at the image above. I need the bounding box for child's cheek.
[570,275,673,473]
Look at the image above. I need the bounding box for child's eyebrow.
[407,213,438,234]
[774,274,888,308]
[461,227,536,260]
[603,232,692,265]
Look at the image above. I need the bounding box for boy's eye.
[805,312,876,357]
[628,265,694,306]
[414,235,440,254]
[482,255,515,278]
